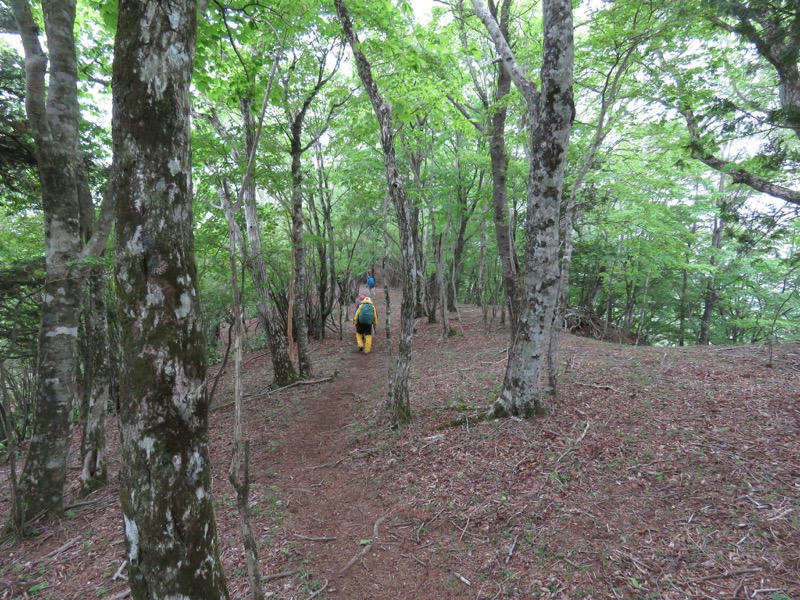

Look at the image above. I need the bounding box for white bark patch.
[168,158,182,175]
[140,436,155,460]
[123,514,140,561]
[175,292,192,318]
[168,8,181,29]
[146,282,165,307]
[195,486,205,500]
[165,508,175,537]
[43,293,54,304]
[187,451,203,485]
[127,226,144,254]
[44,326,78,338]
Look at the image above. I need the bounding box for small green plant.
[28,581,48,594]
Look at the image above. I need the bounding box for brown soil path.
[204,319,470,600]
[245,338,461,600]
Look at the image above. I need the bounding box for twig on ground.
[63,497,116,512]
[576,421,590,443]
[690,568,761,582]
[454,572,471,586]
[416,508,446,542]
[304,578,329,599]
[303,457,346,471]
[401,553,427,566]
[262,569,301,582]
[295,534,336,541]
[339,514,389,574]
[505,534,519,564]
[459,516,470,542]
[575,382,621,393]
[45,538,79,559]
[112,560,128,582]
[213,376,334,411]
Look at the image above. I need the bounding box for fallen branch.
[575,382,621,393]
[690,567,761,582]
[295,534,337,542]
[339,514,389,574]
[45,538,79,559]
[401,553,427,566]
[262,569,301,583]
[433,410,492,431]
[112,560,128,582]
[303,457,346,471]
[416,507,446,542]
[212,376,334,411]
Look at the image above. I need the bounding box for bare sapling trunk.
[224,207,265,600]
[79,269,109,496]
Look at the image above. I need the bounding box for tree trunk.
[112,1,229,596]
[223,201,265,600]
[474,0,574,417]
[336,0,417,427]
[239,98,298,386]
[487,22,522,337]
[11,0,85,522]
[290,126,311,376]
[79,268,109,496]
[476,204,487,307]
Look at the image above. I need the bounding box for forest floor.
[1,293,799,599]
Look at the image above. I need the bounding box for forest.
[0,0,798,598]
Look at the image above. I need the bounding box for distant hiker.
[355,294,365,310]
[353,296,377,353]
[367,273,375,295]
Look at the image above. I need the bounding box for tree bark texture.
[474,0,574,417]
[11,0,84,522]
[111,1,229,597]
[336,0,417,427]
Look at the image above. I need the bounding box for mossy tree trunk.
[473,0,574,417]
[112,0,229,597]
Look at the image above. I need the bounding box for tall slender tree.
[112,0,229,596]
[336,0,418,427]
[10,0,112,522]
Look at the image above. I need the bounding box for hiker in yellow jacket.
[353,296,378,353]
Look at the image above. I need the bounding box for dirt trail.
[255,340,457,600]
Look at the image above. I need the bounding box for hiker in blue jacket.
[367,273,375,295]
[353,296,377,353]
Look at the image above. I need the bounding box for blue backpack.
[368,276,375,287]
[358,302,375,324]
